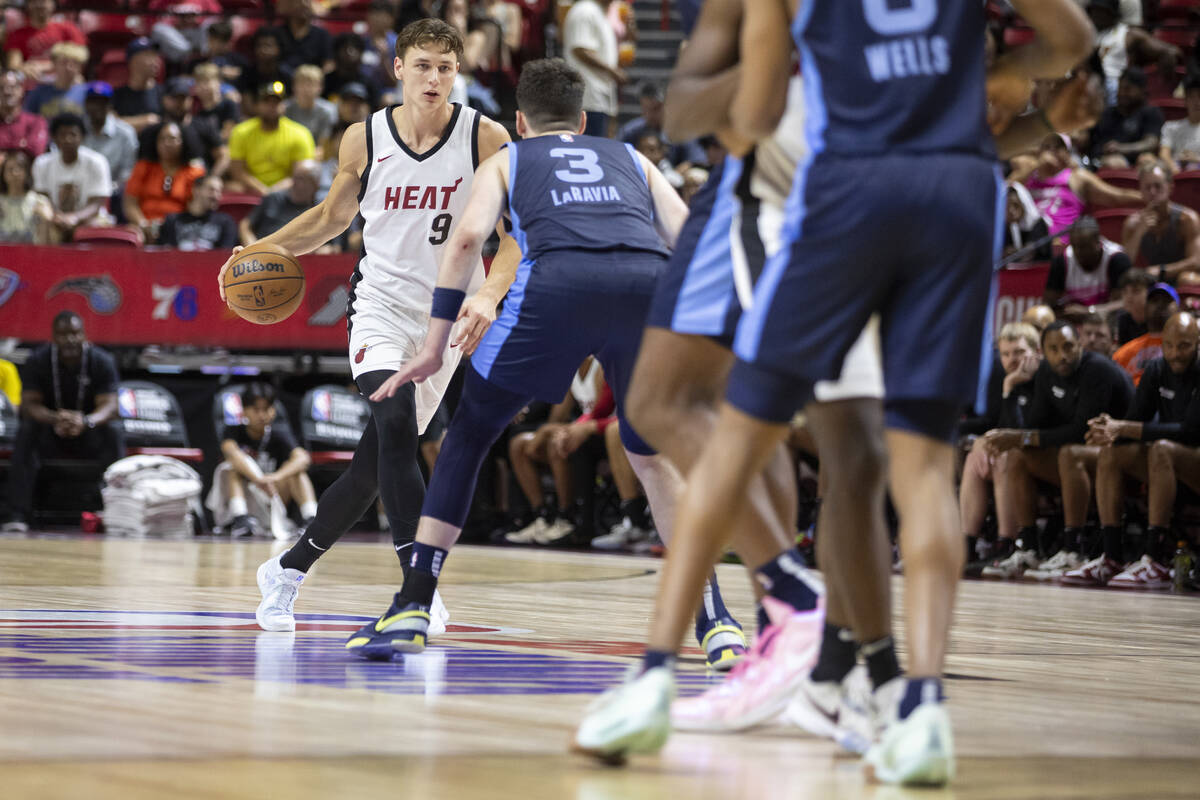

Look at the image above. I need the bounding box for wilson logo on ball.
[231,259,286,278]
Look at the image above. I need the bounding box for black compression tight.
[280,370,425,573]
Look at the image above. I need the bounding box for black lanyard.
[50,343,88,411]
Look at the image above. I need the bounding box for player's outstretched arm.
[637,151,689,248]
[217,124,367,301]
[999,0,1095,82]
[729,0,792,143]
[662,0,745,146]
[456,119,521,355]
[369,152,510,401]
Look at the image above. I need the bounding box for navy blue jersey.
[506,133,669,260]
[795,0,994,157]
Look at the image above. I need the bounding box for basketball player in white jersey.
[216,19,522,633]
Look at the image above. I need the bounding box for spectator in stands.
[0,149,53,244]
[1022,133,1141,234]
[275,0,333,71]
[34,113,112,241]
[1043,215,1131,309]
[1,311,122,534]
[1159,77,1200,174]
[960,322,1041,568]
[1087,0,1180,105]
[82,82,137,197]
[286,65,338,150]
[634,129,683,189]
[238,28,293,106]
[619,81,704,166]
[564,0,623,137]
[1086,311,1200,588]
[228,82,315,197]
[983,320,1134,579]
[149,2,214,66]
[114,38,164,134]
[1023,303,1058,334]
[1113,282,1178,384]
[1123,159,1200,280]
[3,0,85,79]
[680,166,708,205]
[151,77,226,176]
[1088,67,1164,168]
[123,121,206,242]
[209,382,316,538]
[1003,182,1052,262]
[23,42,87,120]
[316,120,348,201]
[505,414,577,545]
[335,82,372,125]
[199,21,245,87]
[1113,267,1155,343]
[192,63,240,143]
[1079,311,1116,357]
[158,173,236,250]
[0,71,49,157]
[1178,269,1200,312]
[364,0,400,94]
[324,33,382,109]
[240,159,320,244]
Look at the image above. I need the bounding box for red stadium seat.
[1096,167,1140,191]
[94,49,128,87]
[321,18,365,36]
[1153,97,1188,121]
[219,193,260,223]
[1159,0,1200,24]
[1092,208,1138,243]
[1143,63,1185,100]
[73,227,144,248]
[77,11,148,35]
[1152,27,1197,52]
[1172,170,1200,210]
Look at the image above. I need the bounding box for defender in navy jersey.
[574,0,1096,783]
[345,59,748,668]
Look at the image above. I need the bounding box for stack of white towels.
[102,455,203,537]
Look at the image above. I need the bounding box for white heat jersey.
[350,103,486,432]
[748,76,807,210]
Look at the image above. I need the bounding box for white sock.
[299,501,317,519]
[228,496,248,517]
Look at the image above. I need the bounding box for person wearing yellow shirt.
[227,82,316,197]
[0,357,20,408]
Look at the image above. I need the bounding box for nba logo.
[223,392,245,425]
[559,134,574,142]
[312,390,332,422]
[118,388,137,419]
[253,285,266,307]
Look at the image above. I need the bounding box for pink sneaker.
[1108,556,1172,590]
[1060,555,1121,587]
[671,595,824,732]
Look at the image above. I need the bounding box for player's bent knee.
[883,399,961,444]
[1147,440,1176,470]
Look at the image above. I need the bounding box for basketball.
[222,242,305,325]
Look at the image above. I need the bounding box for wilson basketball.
[222,242,305,325]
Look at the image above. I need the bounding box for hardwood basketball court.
[1,535,1197,798]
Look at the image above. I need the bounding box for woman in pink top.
[1021,134,1141,233]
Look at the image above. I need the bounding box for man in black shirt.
[2,311,122,532]
[1085,311,1200,587]
[274,0,333,71]
[982,321,1134,578]
[240,160,320,244]
[1089,67,1165,168]
[207,382,316,538]
[158,174,237,250]
[113,37,163,134]
[1114,268,1154,345]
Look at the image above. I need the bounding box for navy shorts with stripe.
[728,152,1005,428]
[646,158,760,347]
[471,249,666,454]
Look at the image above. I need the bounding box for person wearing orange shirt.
[1114,283,1178,384]
[122,120,205,242]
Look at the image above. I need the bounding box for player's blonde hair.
[998,322,1039,351]
[395,18,463,60]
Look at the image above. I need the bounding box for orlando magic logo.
[46,275,123,314]
[0,268,20,309]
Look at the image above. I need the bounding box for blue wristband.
[431,288,466,321]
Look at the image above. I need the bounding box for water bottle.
[1172,541,1194,594]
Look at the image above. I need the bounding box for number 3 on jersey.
[551,148,605,184]
[429,212,452,245]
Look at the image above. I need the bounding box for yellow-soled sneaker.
[345,594,431,660]
[699,618,747,672]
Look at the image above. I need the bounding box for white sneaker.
[428,589,450,636]
[255,554,305,632]
[980,547,1039,579]
[573,665,674,763]
[534,517,575,545]
[1,520,29,533]
[591,518,649,551]
[1023,549,1082,582]
[504,518,548,544]
[866,692,955,787]
[784,675,841,740]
